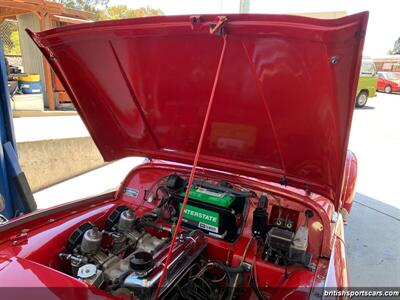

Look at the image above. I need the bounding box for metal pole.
[154,34,228,299]
[239,0,250,13]
[39,13,55,111]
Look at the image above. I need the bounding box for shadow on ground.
[355,105,375,110]
[345,192,400,287]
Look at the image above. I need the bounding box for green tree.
[96,5,163,20]
[9,31,21,55]
[392,37,400,55]
[0,20,21,55]
[52,0,109,13]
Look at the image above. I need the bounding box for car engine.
[58,174,315,299]
[59,206,208,299]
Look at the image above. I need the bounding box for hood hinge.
[10,232,28,246]
[355,30,366,38]
[209,16,228,36]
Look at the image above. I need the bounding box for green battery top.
[181,186,234,208]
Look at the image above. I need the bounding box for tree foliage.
[53,0,109,13]
[52,1,163,20]
[96,5,163,20]
[0,20,21,56]
[9,31,21,55]
[392,37,400,55]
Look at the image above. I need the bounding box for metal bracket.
[355,30,366,38]
[209,16,228,36]
[10,232,28,246]
[0,214,8,224]
[240,261,252,272]
[190,16,202,31]
[305,184,311,195]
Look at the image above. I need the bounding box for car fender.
[340,151,357,215]
[324,214,349,290]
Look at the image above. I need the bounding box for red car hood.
[28,13,368,205]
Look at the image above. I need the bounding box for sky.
[108,0,400,57]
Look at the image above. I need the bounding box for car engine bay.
[55,172,320,300]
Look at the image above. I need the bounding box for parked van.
[356,59,378,107]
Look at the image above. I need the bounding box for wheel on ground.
[384,85,392,93]
[355,90,368,108]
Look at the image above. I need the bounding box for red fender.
[341,151,358,215]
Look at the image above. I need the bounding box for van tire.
[384,85,392,93]
[356,91,368,108]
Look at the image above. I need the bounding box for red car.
[0,12,367,300]
[377,71,400,93]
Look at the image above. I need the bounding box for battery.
[170,182,248,242]
[179,203,221,235]
[180,186,235,208]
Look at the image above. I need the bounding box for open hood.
[28,13,368,205]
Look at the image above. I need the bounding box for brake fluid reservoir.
[292,225,308,251]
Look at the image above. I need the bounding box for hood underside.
[28,13,368,205]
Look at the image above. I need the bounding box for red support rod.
[154,34,228,299]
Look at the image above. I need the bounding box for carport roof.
[0,0,94,22]
[0,1,94,111]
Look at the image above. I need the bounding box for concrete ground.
[346,92,400,287]
[32,92,400,287]
[13,115,89,142]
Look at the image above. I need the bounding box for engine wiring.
[120,173,307,300]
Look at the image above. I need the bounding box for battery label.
[196,187,226,198]
[179,203,219,233]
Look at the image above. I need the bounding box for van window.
[360,62,376,76]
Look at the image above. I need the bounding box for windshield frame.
[386,72,400,80]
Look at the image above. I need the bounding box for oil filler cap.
[130,251,154,272]
[77,264,97,279]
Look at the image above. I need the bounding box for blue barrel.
[18,73,42,94]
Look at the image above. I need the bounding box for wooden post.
[39,12,55,110]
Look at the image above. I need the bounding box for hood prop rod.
[155,33,228,299]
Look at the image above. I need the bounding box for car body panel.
[324,215,349,289]
[341,151,357,214]
[357,59,377,98]
[28,12,368,207]
[357,76,377,97]
[0,192,118,299]
[0,13,365,298]
[0,162,335,298]
[377,72,400,92]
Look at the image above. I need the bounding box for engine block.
[58,206,207,299]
